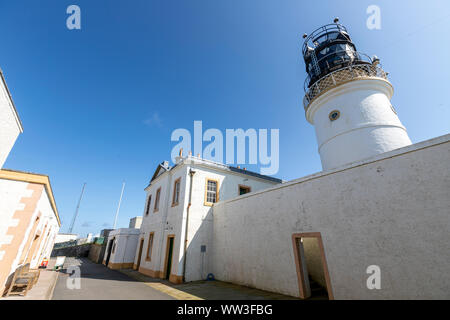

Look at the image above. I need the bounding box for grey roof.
[146,158,282,189]
[227,166,282,183]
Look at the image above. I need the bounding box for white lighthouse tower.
[302,20,412,170]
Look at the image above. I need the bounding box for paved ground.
[52,258,174,300]
[52,257,298,300]
[120,269,298,300]
[2,258,59,300]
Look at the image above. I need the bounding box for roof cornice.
[0,68,24,133]
[0,169,60,226]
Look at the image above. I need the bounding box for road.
[52,257,174,300]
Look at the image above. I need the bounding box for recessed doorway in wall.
[164,235,175,280]
[136,238,144,270]
[292,233,333,300]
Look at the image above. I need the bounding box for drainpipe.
[182,169,196,282]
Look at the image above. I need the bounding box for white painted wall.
[0,179,60,288]
[306,79,412,170]
[29,188,60,268]
[212,134,450,299]
[0,71,22,168]
[129,216,142,229]
[106,228,140,265]
[0,179,29,263]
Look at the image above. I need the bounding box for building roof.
[0,169,60,226]
[149,161,172,182]
[146,156,282,188]
[0,67,24,133]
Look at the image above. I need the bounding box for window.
[329,110,340,121]
[145,195,152,216]
[146,232,154,261]
[154,188,161,212]
[205,179,219,206]
[239,185,251,195]
[172,178,181,207]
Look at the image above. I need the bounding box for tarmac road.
[52,257,174,300]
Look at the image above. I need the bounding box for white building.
[102,217,145,269]
[0,68,61,295]
[0,170,61,294]
[129,216,142,229]
[0,68,23,169]
[103,228,140,270]
[132,156,281,283]
[54,233,78,244]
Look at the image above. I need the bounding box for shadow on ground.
[120,268,299,300]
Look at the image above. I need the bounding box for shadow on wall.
[181,208,214,283]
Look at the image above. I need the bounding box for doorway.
[292,233,333,300]
[105,239,114,267]
[164,235,175,280]
[136,238,144,270]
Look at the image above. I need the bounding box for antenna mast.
[113,182,126,229]
[68,183,86,233]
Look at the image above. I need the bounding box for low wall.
[51,243,91,258]
[88,243,106,264]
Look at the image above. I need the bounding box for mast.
[113,182,126,229]
[68,183,86,233]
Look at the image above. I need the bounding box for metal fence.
[303,64,388,111]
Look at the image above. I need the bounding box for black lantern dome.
[302,20,371,88]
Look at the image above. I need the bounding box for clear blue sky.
[1,0,449,236]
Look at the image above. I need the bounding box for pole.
[113,182,126,229]
[68,183,86,233]
[182,169,196,282]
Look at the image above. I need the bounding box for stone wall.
[51,243,91,258]
[88,243,106,264]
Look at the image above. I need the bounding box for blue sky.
[1,0,449,236]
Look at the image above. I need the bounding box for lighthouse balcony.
[303,62,389,111]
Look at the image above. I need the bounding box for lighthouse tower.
[302,20,412,170]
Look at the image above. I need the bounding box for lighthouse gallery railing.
[303,63,389,111]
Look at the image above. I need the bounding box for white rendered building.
[54,233,78,244]
[0,170,61,294]
[133,155,281,283]
[0,69,60,295]
[103,228,140,270]
[0,68,23,169]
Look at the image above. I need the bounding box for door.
[136,238,144,270]
[105,239,114,266]
[292,233,334,300]
[165,236,174,280]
